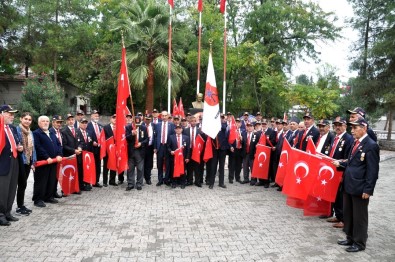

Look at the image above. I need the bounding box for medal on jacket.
[141,130,144,138]
[361,152,365,161]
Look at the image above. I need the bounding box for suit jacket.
[288,130,302,147]
[217,122,231,150]
[242,131,259,159]
[125,124,148,156]
[342,135,379,196]
[61,126,79,157]
[87,121,103,144]
[183,126,203,159]
[297,126,320,151]
[76,128,93,152]
[153,121,175,150]
[167,134,190,160]
[318,132,334,156]
[0,125,21,176]
[331,132,353,160]
[33,128,63,161]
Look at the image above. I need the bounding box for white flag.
[201,51,221,139]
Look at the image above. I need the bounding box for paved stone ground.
[1,153,395,262]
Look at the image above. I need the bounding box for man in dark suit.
[256,120,276,187]
[316,119,334,156]
[241,122,257,184]
[141,115,154,185]
[33,115,63,207]
[102,114,118,186]
[167,125,190,188]
[334,118,379,252]
[325,117,354,227]
[153,111,175,186]
[296,112,320,151]
[0,105,23,225]
[49,115,64,198]
[212,115,230,189]
[229,118,244,184]
[86,110,103,187]
[287,117,301,147]
[74,110,84,129]
[183,116,202,186]
[125,117,148,191]
[151,109,162,125]
[76,117,94,190]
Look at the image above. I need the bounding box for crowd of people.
[0,104,380,253]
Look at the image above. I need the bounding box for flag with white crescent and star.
[201,50,221,139]
[56,156,79,196]
[251,144,271,179]
[82,151,96,185]
[192,134,204,163]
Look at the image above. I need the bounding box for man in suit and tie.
[230,118,244,183]
[241,122,257,184]
[168,125,190,188]
[125,116,148,191]
[49,115,64,198]
[76,118,94,191]
[154,111,175,186]
[102,114,118,186]
[325,117,354,227]
[86,110,103,188]
[296,112,320,151]
[74,110,84,129]
[183,116,202,186]
[334,118,379,252]
[141,115,154,185]
[0,105,24,225]
[347,107,377,142]
[287,117,301,147]
[151,109,162,125]
[256,120,276,187]
[316,119,334,156]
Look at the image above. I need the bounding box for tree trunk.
[387,109,393,141]
[145,53,155,113]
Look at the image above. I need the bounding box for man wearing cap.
[183,116,202,186]
[0,105,23,225]
[141,115,154,185]
[316,119,334,156]
[33,116,63,207]
[154,111,175,186]
[347,107,377,142]
[126,114,133,125]
[62,114,84,192]
[287,117,301,147]
[102,114,119,186]
[167,124,190,188]
[49,115,64,198]
[255,112,263,122]
[296,112,320,151]
[272,119,292,188]
[76,118,94,191]
[74,110,85,129]
[151,109,161,125]
[125,116,148,191]
[325,116,354,227]
[173,115,181,129]
[241,121,257,184]
[333,118,379,252]
[87,110,103,187]
[229,118,244,183]
[240,112,249,132]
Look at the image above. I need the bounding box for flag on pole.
[178,98,185,118]
[203,136,213,162]
[220,0,226,14]
[306,137,316,155]
[99,129,106,160]
[172,98,179,116]
[168,0,174,8]
[192,134,204,163]
[82,151,96,185]
[198,0,203,12]
[201,49,221,139]
[251,144,271,179]
[228,116,237,144]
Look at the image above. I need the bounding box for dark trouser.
[242,156,253,181]
[77,155,84,189]
[217,149,227,185]
[186,159,200,184]
[33,163,57,203]
[144,145,154,182]
[127,150,144,187]
[103,156,116,185]
[17,163,31,208]
[233,149,243,182]
[156,145,170,183]
[228,150,235,182]
[92,147,102,184]
[343,192,369,249]
[269,150,277,183]
[334,183,344,221]
[0,158,19,218]
[207,149,222,186]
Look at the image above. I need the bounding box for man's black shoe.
[277,187,283,192]
[0,217,11,226]
[165,181,171,186]
[346,244,364,252]
[118,181,124,185]
[156,182,163,186]
[126,186,134,191]
[109,182,118,186]
[34,201,46,208]
[54,193,62,198]
[194,183,202,188]
[146,180,152,185]
[209,185,214,189]
[137,186,142,190]
[229,180,233,184]
[45,198,59,204]
[263,184,270,188]
[103,183,108,187]
[6,215,19,222]
[337,239,353,246]
[219,184,227,188]
[93,183,103,188]
[236,179,241,183]
[180,184,185,189]
[271,183,279,188]
[241,180,249,184]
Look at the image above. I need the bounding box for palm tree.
[111,0,188,112]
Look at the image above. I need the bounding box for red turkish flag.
[198,0,203,12]
[99,129,106,160]
[303,195,332,216]
[173,98,179,116]
[168,0,174,8]
[178,98,185,118]
[82,151,96,185]
[106,137,117,171]
[251,145,271,179]
[220,0,226,13]
[306,137,316,155]
[309,155,343,202]
[192,134,204,163]
[203,136,213,162]
[0,115,5,154]
[57,156,79,196]
[173,147,184,177]
[228,116,237,144]
[258,132,267,145]
[286,196,304,209]
[275,139,292,186]
[282,149,320,200]
[116,138,128,174]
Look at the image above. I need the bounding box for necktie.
[94,123,100,139]
[135,126,139,147]
[191,127,195,148]
[83,130,87,142]
[329,136,339,157]
[57,129,62,145]
[161,123,166,144]
[316,135,322,147]
[71,127,75,137]
[5,125,17,158]
[247,132,251,153]
[299,130,307,149]
[177,135,181,148]
[351,140,360,156]
[236,129,241,149]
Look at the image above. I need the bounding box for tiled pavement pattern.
[1,152,395,262]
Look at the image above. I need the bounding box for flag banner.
[198,0,203,12]
[57,156,79,196]
[82,151,96,185]
[282,148,320,200]
[192,134,204,163]
[178,98,185,118]
[117,138,128,174]
[99,129,107,160]
[303,195,332,217]
[258,132,267,145]
[106,137,117,171]
[220,0,226,13]
[306,136,316,155]
[201,51,221,139]
[286,196,304,209]
[203,136,213,162]
[0,115,5,154]
[228,116,237,144]
[251,144,271,179]
[168,0,174,8]
[275,139,292,186]
[173,98,180,116]
[173,147,185,178]
[34,155,75,168]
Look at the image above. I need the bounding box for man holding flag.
[168,125,190,189]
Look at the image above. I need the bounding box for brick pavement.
[1,156,395,262]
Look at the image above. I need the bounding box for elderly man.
[86,110,103,188]
[347,107,377,142]
[334,118,379,252]
[0,105,23,225]
[296,112,320,151]
[316,119,334,155]
[33,116,63,207]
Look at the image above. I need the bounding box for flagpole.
[121,31,135,117]
[167,5,173,113]
[222,1,227,114]
[197,11,202,95]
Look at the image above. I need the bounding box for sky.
[290,0,359,84]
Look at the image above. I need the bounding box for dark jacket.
[125,124,148,156]
[0,125,21,176]
[33,128,63,161]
